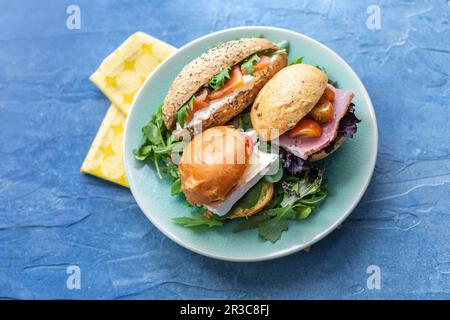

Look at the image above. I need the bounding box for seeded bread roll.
[251,64,328,141]
[309,134,346,162]
[163,38,280,129]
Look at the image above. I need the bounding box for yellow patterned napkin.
[81,32,176,186]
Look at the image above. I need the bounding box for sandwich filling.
[185,74,257,129]
[174,51,285,129]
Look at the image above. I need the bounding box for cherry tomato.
[207,66,243,100]
[184,89,209,123]
[324,87,335,101]
[288,119,323,138]
[253,55,270,73]
[308,98,333,124]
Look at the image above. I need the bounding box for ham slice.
[275,85,354,160]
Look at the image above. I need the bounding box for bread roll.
[251,64,328,140]
[179,126,249,205]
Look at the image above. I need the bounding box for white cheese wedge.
[205,131,278,216]
[185,75,257,129]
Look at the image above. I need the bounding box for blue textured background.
[1,0,449,299]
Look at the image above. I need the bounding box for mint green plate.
[123,27,378,262]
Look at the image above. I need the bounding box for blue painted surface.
[0,0,449,299]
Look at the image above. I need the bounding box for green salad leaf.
[258,218,289,242]
[260,40,290,57]
[241,54,261,76]
[133,104,184,180]
[173,212,223,228]
[231,180,264,211]
[289,56,304,65]
[171,178,182,196]
[233,169,327,243]
[232,214,270,233]
[263,162,284,183]
[316,65,338,88]
[228,110,252,130]
[275,40,289,54]
[174,96,194,128]
[209,67,231,90]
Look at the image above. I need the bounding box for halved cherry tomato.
[323,87,335,101]
[308,98,333,124]
[253,55,271,73]
[185,89,209,123]
[207,66,243,100]
[288,119,323,138]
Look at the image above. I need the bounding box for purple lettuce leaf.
[338,103,360,138]
[279,148,312,176]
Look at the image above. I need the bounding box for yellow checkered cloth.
[81,32,176,186]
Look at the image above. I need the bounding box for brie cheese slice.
[205,131,278,216]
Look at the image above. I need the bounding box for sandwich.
[162,38,288,132]
[251,64,360,163]
[178,126,278,218]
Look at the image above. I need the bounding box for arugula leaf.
[229,111,253,130]
[258,218,288,243]
[240,112,253,130]
[290,204,312,219]
[134,104,182,180]
[300,186,327,206]
[142,122,161,145]
[161,160,180,181]
[209,67,231,90]
[171,178,181,196]
[133,144,153,161]
[231,180,264,211]
[233,169,328,243]
[289,56,303,65]
[232,214,271,233]
[241,54,261,76]
[174,96,194,128]
[316,66,338,88]
[280,170,325,207]
[173,212,223,228]
[260,40,290,57]
[263,162,284,183]
[265,204,294,221]
[276,40,289,54]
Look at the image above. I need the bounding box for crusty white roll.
[178,126,250,205]
[163,38,288,130]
